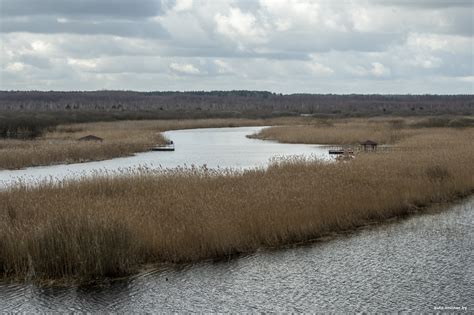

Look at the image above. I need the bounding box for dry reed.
[1,116,466,169]
[0,117,309,170]
[0,128,472,281]
[248,117,473,145]
[249,120,408,144]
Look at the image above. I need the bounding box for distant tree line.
[1,91,472,116]
[0,90,472,138]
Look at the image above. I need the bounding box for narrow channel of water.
[1,126,471,312]
[0,126,330,188]
[1,198,472,312]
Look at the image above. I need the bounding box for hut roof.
[360,140,378,145]
[78,135,103,141]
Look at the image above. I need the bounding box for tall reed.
[248,117,473,145]
[1,116,469,169]
[0,117,307,170]
[1,129,472,281]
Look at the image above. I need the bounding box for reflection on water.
[1,198,472,312]
[0,126,330,188]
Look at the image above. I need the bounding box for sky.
[0,0,473,94]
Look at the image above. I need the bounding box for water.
[0,126,330,188]
[1,198,472,312]
[0,126,472,312]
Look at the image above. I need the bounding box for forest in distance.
[1,91,473,139]
[1,91,473,116]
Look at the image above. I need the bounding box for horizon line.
[1,90,473,96]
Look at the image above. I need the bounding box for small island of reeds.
[0,117,472,281]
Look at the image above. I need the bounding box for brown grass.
[248,117,473,145]
[1,127,473,281]
[0,121,164,170]
[2,116,468,169]
[0,117,312,170]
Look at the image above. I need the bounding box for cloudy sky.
[0,0,473,93]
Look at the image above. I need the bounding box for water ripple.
[1,198,472,312]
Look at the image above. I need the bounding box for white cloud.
[67,58,97,70]
[346,64,370,77]
[170,62,200,74]
[407,33,450,51]
[5,62,26,72]
[0,0,472,93]
[370,62,391,77]
[409,54,442,69]
[406,33,472,53]
[457,76,474,83]
[173,0,193,12]
[214,8,267,45]
[214,59,234,74]
[308,55,334,76]
[259,0,320,28]
[309,62,334,75]
[31,40,53,53]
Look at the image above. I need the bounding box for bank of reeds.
[248,117,472,145]
[1,129,473,281]
[0,139,159,170]
[1,116,469,169]
[249,124,401,144]
[0,117,306,170]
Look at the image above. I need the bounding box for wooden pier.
[326,145,421,154]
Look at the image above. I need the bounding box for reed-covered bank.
[0,118,261,170]
[0,117,311,170]
[248,116,474,145]
[1,128,473,281]
[1,116,471,170]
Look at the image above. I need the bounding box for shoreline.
[0,125,262,171]
[0,118,279,170]
[3,115,472,170]
[1,119,472,283]
[2,191,472,286]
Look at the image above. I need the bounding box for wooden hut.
[360,140,377,151]
[78,135,103,142]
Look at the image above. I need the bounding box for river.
[0,127,472,312]
[0,126,330,188]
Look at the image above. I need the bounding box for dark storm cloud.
[0,17,170,38]
[0,0,164,18]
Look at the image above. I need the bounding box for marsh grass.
[0,121,164,169]
[0,128,472,281]
[248,117,474,145]
[0,117,309,170]
[1,116,469,169]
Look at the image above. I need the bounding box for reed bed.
[0,117,309,170]
[248,117,473,145]
[1,116,467,169]
[249,120,410,145]
[0,128,473,281]
[0,132,163,170]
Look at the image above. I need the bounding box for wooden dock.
[326,145,421,154]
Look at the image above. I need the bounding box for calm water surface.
[0,126,330,188]
[1,198,472,312]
